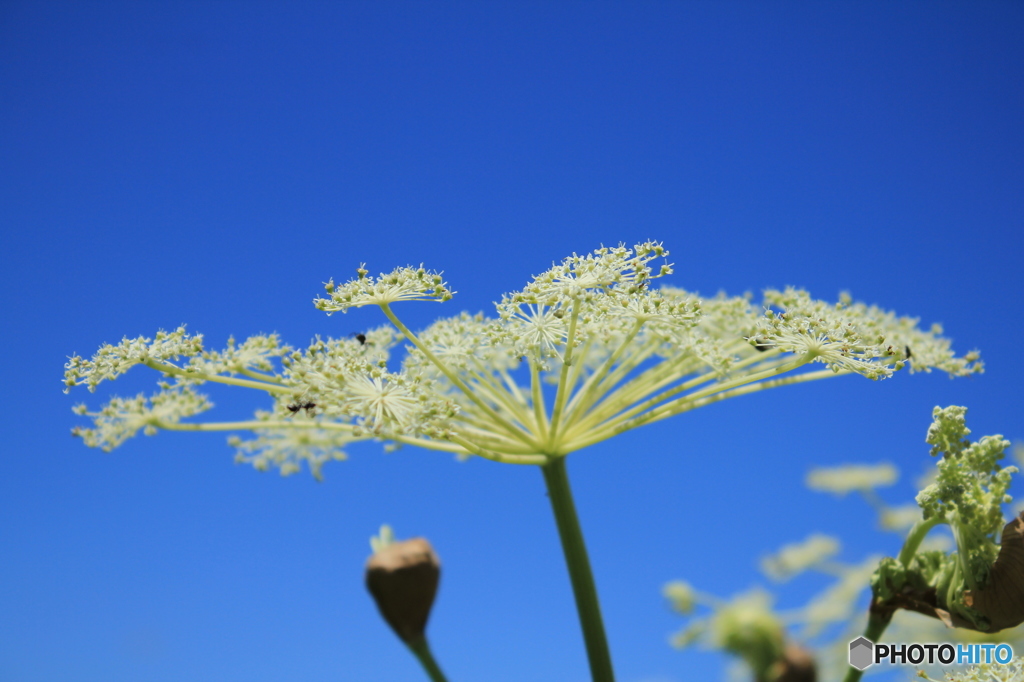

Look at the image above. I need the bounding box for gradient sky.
[2,2,1023,681]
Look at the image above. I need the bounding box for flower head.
[71,384,212,451]
[66,242,983,476]
[668,587,787,679]
[229,422,353,480]
[918,406,1014,544]
[314,265,453,313]
[755,289,982,380]
[513,241,672,305]
[64,326,204,392]
[188,333,290,376]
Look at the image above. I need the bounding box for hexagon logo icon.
[849,636,874,671]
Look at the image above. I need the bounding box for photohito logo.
[848,637,1014,671]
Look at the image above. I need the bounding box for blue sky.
[2,2,1023,681]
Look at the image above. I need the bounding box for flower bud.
[365,537,440,644]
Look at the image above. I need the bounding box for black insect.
[350,332,367,345]
[287,401,317,416]
[751,338,774,352]
[905,345,913,359]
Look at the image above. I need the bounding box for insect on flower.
[287,401,317,416]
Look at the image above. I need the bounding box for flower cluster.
[229,422,354,480]
[71,385,212,451]
[314,265,453,313]
[64,326,204,392]
[65,242,982,478]
[512,242,672,305]
[755,289,982,380]
[665,503,902,682]
[188,333,291,377]
[918,406,1014,544]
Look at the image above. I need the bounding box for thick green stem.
[898,516,943,566]
[541,456,615,682]
[842,606,893,682]
[406,636,450,682]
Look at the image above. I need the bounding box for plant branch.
[144,359,297,394]
[380,304,534,447]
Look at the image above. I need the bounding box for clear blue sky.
[1,2,1022,681]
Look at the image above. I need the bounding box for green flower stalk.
[64,242,981,682]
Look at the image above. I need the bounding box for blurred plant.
[848,407,1023,682]
[65,242,980,682]
[665,532,879,681]
[664,581,821,682]
[666,408,1024,682]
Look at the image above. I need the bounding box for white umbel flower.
[314,265,453,313]
[64,326,204,392]
[66,241,983,476]
[71,385,212,450]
